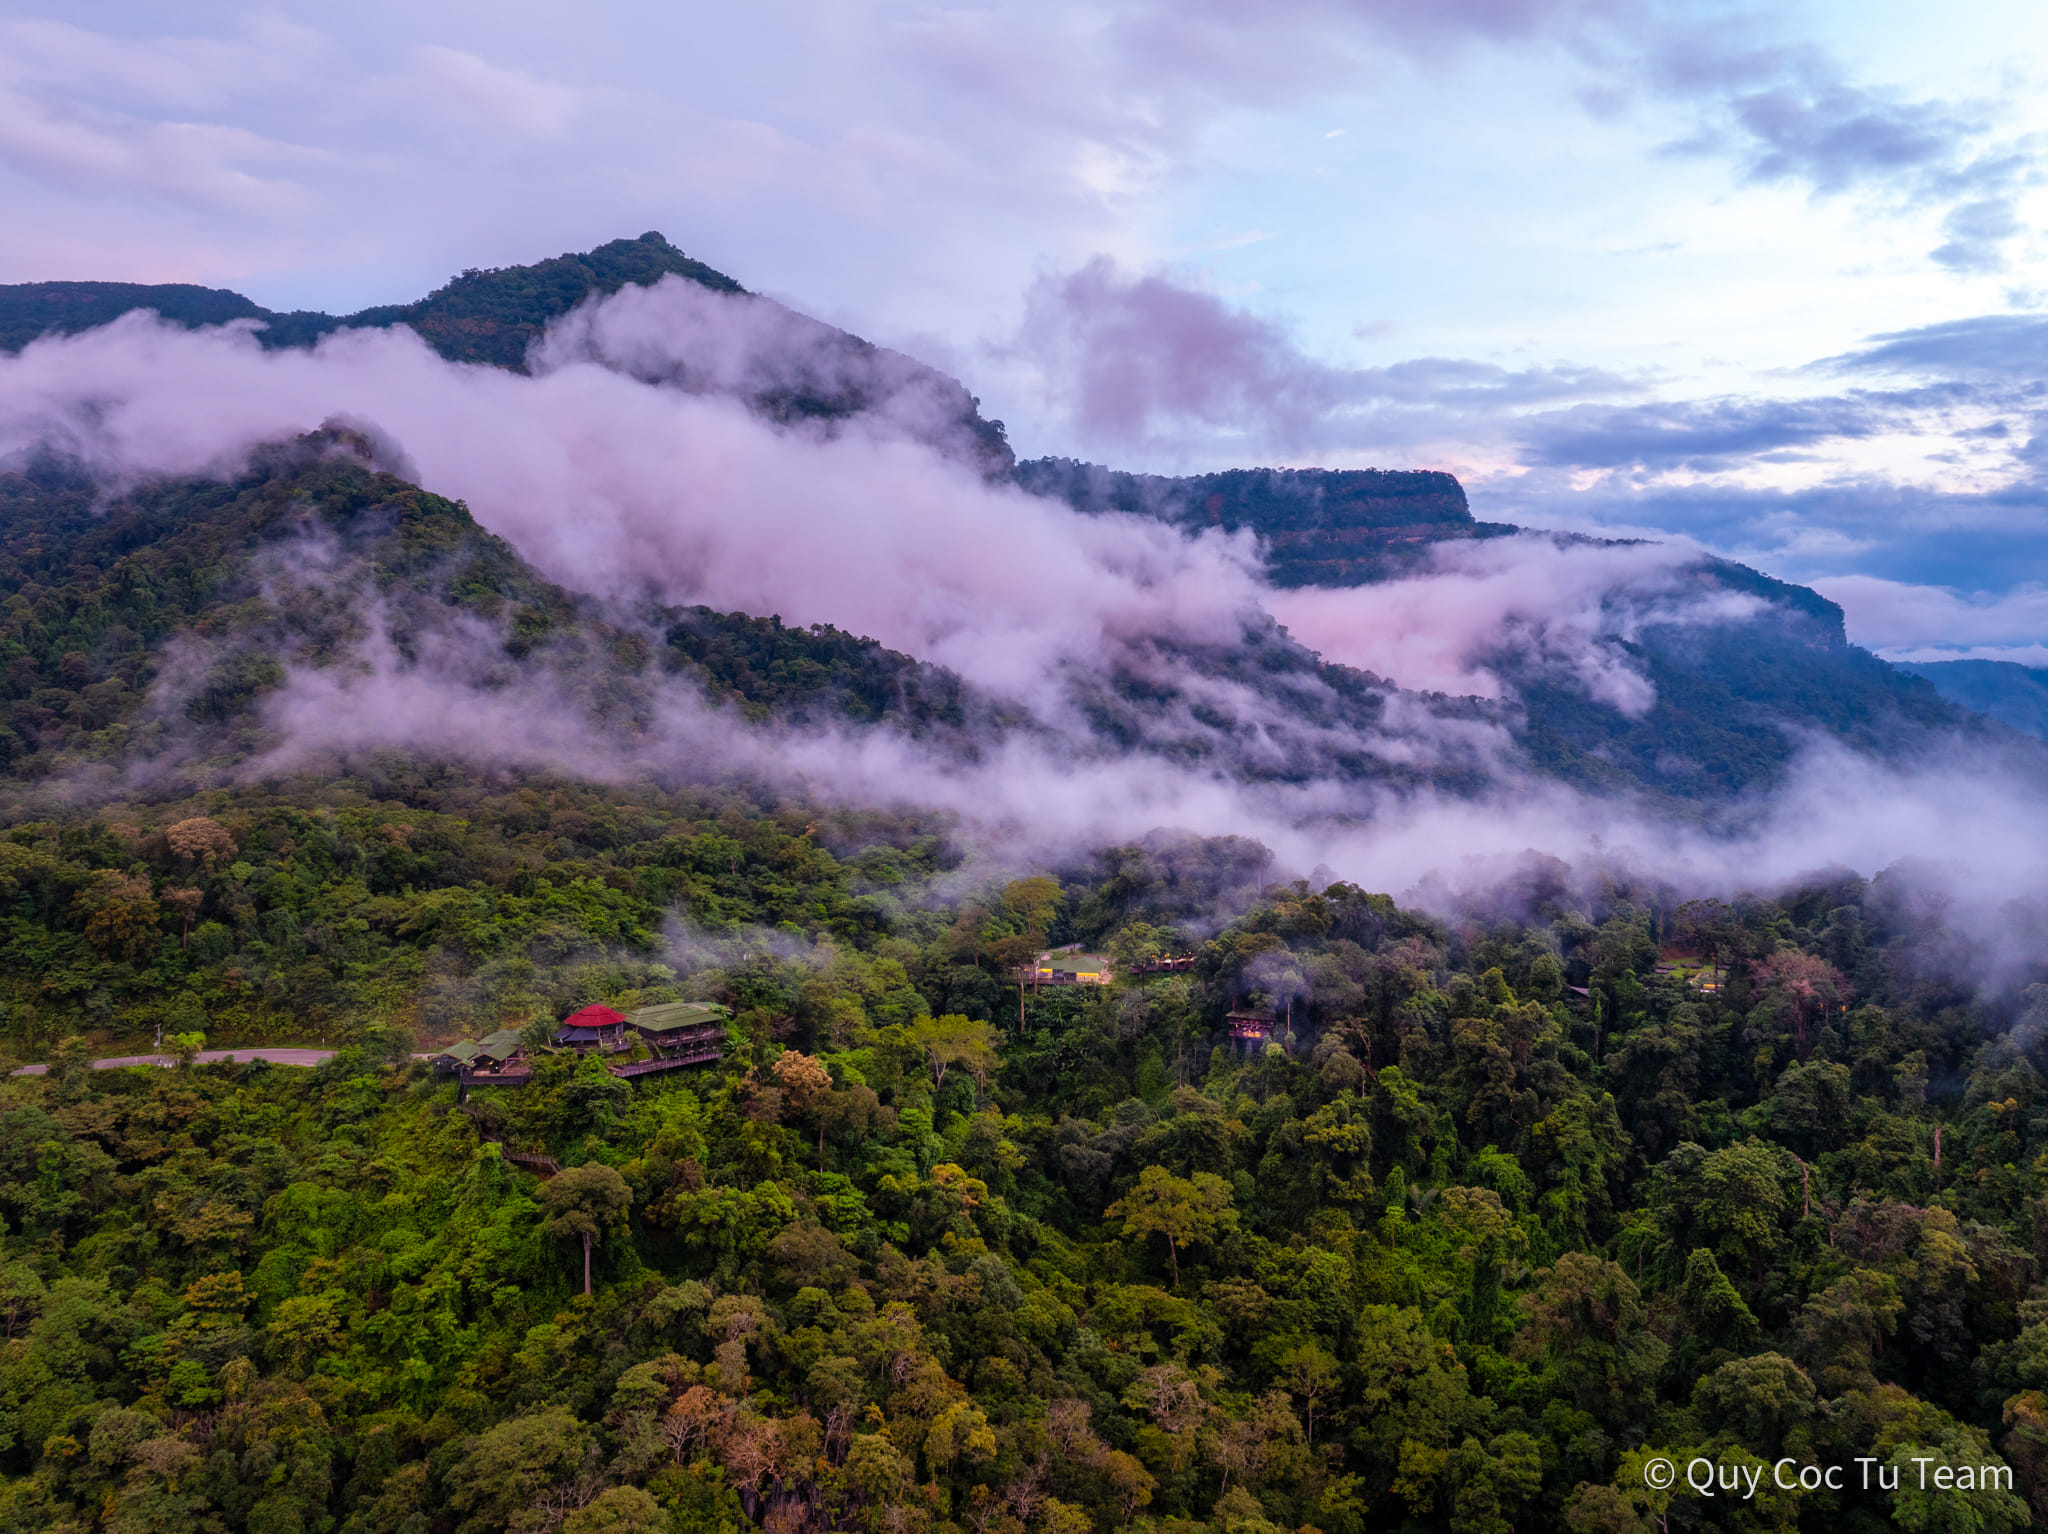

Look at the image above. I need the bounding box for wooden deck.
[609,1046,724,1077]
[460,1064,532,1086]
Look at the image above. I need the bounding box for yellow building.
[1028,951,1113,985]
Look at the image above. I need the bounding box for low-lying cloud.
[2,279,2045,937]
[0,288,1270,722]
[1269,536,1760,713]
[1813,573,2048,662]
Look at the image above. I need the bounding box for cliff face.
[1015,458,1508,585]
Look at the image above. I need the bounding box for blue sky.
[2,1,2047,661]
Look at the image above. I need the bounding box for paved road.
[13,1047,340,1075]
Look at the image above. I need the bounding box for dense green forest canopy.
[1,766,2047,1534]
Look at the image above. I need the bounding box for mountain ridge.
[0,233,2028,800]
[0,233,1016,477]
[1898,658,2048,741]
[0,233,743,366]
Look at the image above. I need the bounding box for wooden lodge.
[433,1028,532,1090]
[431,1000,729,1092]
[555,1003,631,1051]
[1026,951,1112,986]
[1227,1011,1275,1049]
[612,1001,729,1076]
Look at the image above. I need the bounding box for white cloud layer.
[4,285,2044,930]
[1269,537,1760,711]
[1813,572,2048,654]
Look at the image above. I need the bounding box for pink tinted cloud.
[0,291,1268,718]
[1005,257,1628,460]
[1268,535,1761,714]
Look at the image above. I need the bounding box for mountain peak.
[0,231,747,369]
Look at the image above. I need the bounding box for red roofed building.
[555,1004,629,1050]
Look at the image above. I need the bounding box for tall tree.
[903,1014,1001,1102]
[541,1163,634,1296]
[1105,1165,1236,1288]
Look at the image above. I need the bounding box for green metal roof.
[1047,954,1108,971]
[438,1041,480,1063]
[477,1037,521,1062]
[627,1001,729,1033]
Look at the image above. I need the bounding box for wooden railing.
[609,1046,724,1077]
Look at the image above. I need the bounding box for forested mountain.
[0,419,1993,814]
[0,235,740,365]
[0,431,983,793]
[0,236,1014,477]
[1018,459,1996,798]
[0,233,2023,788]
[2,235,2047,1534]
[1899,660,2048,741]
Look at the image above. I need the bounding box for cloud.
[0,15,325,113]
[1643,30,2037,271]
[1004,257,1629,459]
[222,577,2048,950]
[1887,643,2048,667]
[396,46,589,142]
[1809,573,2048,655]
[1931,196,2026,275]
[1686,63,1976,192]
[1268,535,1762,714]
[0,87,322,218]
[1442,296,2048,611]
[1518,393,1910,471]
[530,274,1005,469]
[1824,312,2048,379]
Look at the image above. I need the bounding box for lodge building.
[1024,951,1113,986]
[432,1000,730,1090]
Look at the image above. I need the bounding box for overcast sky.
[3,1,2047,662]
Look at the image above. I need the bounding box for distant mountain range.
[1,234,2036,805]
[1897,659,2048,741]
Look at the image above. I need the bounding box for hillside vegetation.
[1,826,2045,1534]
[0,431,978,792]
[3,236,2046,1534]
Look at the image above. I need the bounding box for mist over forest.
[0,233,2045,1534]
